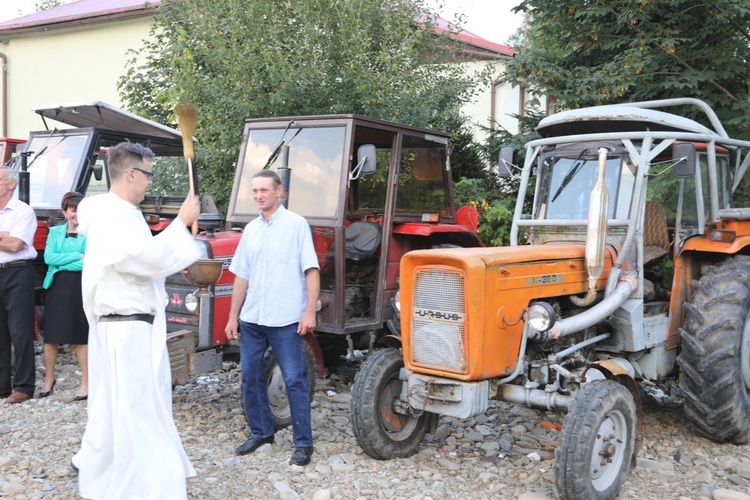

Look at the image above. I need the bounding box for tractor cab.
[190,114,482,365]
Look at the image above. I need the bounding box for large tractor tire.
[677,255,750,444]
[555,379,637,500]
[350,348,436,459]
[263,342,317,431]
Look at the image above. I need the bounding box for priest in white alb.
[72,142,203,499]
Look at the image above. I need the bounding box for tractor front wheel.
[555,379,637,500]
[678,255,750,444]
[350,348,436,459]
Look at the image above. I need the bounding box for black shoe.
[39,380,56,398]
[70,460,79,475]
[72,395,88,401]
[289,446,313,466]
[235,435,274,456]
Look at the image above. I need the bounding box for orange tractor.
[351,98,750,499]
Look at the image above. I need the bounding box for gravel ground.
[3,346,750,499]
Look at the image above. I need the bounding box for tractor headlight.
[527,302,556,332]
[392,291,401,321]
[184,293,198,312]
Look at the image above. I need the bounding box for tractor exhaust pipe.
[17,151,32,204]
[572,148,610,307]
[549,275,637,340]
[497,384,574,411]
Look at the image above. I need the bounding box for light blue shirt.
[230,205,319,327]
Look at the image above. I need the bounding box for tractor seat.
[643,201,670,264]
[345,222,383,262]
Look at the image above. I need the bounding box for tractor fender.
[302,332,326,380]
[377,334,403,348]
[584,360,643,465]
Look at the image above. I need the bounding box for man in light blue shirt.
[226,169,320,466]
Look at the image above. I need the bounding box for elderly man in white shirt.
[71,142,203,500]
[0,166,37,404]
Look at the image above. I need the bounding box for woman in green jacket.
[40,192,88,400]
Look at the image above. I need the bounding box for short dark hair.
[252,169,282,187]
[107,142,155,182]
[61,191,83,210]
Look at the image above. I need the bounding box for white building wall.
[458,59,530,141]
[0,17,152,138]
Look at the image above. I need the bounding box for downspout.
[0,51,6,137]
[490,79,497,131]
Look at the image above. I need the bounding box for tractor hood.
[411,242,615,269]
[32,100,183,141]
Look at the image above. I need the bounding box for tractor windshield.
[23,133,88,209]
[234,125,345,218]
[535,151,636,220]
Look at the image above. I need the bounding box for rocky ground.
[3,346,750,499]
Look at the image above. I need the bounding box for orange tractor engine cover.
[399,243,615,381]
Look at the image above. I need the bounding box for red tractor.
[165,114,482,427]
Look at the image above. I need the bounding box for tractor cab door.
[339,125,397,331]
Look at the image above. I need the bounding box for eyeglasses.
[132,167,155,180]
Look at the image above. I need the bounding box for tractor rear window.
[395,135,450,215]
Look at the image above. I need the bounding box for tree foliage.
[119,0,491,211]
[506,0,750,139]
[33,0,69,12]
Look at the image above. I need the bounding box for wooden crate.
[167,330,196,386]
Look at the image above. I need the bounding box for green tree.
[119,0,491,211]
[506,1,750,139]
[32,0,69,12]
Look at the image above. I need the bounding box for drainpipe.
[0,51,6,137]
[490,79,496,130]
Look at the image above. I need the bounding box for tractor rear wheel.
[555,379,636,500]
[263,342,317,431]
[678,255,750,444]
[350,348,436,459]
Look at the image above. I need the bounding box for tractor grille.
[410,268,467,373]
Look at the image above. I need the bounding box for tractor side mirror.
[92,163,103,181]
[672,143,696,178]
[357,144,377,175]
[349,144,377,182]
[498,146,515,177]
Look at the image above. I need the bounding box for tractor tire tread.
[350,348,432,460]
[677,255,750,445]
[555,380,636,500]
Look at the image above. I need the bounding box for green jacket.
[43,222,87,289]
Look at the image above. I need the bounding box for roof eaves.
[0,6,157,37]
[431,25,516,59]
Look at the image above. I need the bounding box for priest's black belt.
[0,260,31,269]
[100,313,155,325]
